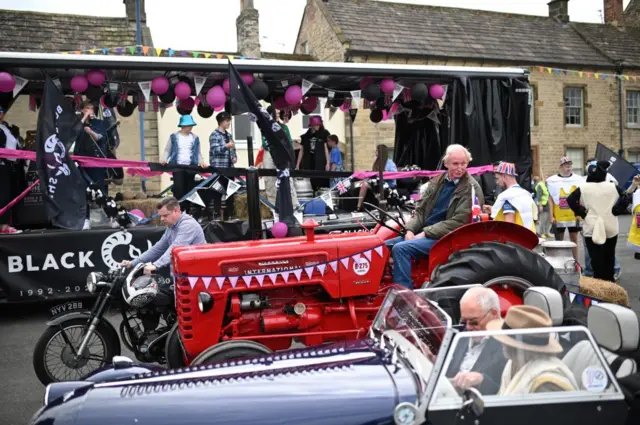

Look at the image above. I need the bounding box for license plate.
[50,301,84,317]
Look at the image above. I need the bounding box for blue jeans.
[582,233,620,276]
[386,236,438,289]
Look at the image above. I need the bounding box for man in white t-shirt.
[161,115,206,212]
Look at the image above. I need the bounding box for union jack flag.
[336,179,350,194]
[471,185,482,222]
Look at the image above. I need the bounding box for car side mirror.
[462,387,485,417]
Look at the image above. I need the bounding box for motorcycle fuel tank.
[31,340,419,425]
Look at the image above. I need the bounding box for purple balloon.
[174,81,191,100]
[152,76,169,95]
[207,85,226,108]
[87,70,106,86]
[285,85,303,105]
[380,78,395,95]
[70,75,88,93]
[241,73,254,86]
[271,221,288,238]
[0,72,15,93]
[430,84,445,99]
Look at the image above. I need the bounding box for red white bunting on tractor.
[188,277,198,289]
[363,250,372,261]
[216,277,225,289]
[352,253,361,263]
[374,246,384,257]
[241,275,252,286]
[229,276,239,288]
[317,264,326,276]
[281,272,290,282]
[255,274,265,286]
[341,257,350,269]
[202,277,212,289]
[293,269,303,281]
[267,273,277,283]
[329,261,338,272]
[305,267,314,278]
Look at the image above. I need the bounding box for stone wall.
[294,0,346,62]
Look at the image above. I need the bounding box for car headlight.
[86,272,98,294]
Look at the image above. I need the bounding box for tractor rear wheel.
[427,241,568,312]
[190,340,272,366]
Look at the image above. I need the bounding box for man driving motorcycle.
[121,196,206,274]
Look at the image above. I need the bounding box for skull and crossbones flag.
[227,60,296,225]
[35,77,87,230]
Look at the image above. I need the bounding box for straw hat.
[486,305,562,354]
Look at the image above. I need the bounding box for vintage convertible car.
[30,285,639,425]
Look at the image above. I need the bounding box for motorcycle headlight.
[86,272,98,294]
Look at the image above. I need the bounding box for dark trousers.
[210,177,235,219]
[172,170,197,211]
[585,235,618,282]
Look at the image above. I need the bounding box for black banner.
[228,60,296,225]
[595,142,638,186]
[36,77,87,230]
[0,226,168,302]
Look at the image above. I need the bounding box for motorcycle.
[32,263,176,385]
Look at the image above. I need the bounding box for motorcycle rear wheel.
[32,318,120,386]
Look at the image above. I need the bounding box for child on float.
[545,157,584,260]
[327,134,344,189]
[482,162,537,231]
[626,174,640,260]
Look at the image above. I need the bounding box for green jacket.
[534,181,549,206]
[406,172,485,240]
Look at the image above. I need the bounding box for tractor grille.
[175,276,193,340]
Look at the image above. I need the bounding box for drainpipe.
[617,66,625,158]
[136,0,147,192]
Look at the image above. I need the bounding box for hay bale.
[134,192,148,200]
[579,276,630,307]
[234,193,273,220]
[122,191,136,200]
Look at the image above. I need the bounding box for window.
[564,87,584,126]
[302,98,325,128]
[627,90,640,127]
[232,114,253,147]
[628,151,640,163]
[565,147,585,176]
[301,41,309,55]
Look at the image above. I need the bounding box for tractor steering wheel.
[361,202,407,237]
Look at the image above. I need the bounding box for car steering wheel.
[361,202,407,237]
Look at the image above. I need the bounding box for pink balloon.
[271,221,288,238]
[382,109,389,121]
[274,96,288,110]
[360,76,374,90]
[241,73,254,86]
[223,78,230,94]
[339,102,350,112]
[71,75,89,93]
[0,72,15,93]
[380,78,395,95]
[129,209,145,219]
[429,84,445,99]
[302,96,318,111]
[207,86,226,108]
[87,70,106,86]
[152,76,169,95]
[285,85,303,105]
[179,97,195,110]
[214,104,224,112]
[174,81,191,100]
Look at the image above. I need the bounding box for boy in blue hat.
[161,114,206,211]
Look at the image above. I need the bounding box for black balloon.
[159,90,176,104]
[197,102,214,118]
[176,105,190,116]
[370,109,383,123]
[117,100,136,117]
[362,83,380,102]
[300,104,314,115]
[250,79,269,100]
[103,93,118,109]
[411,83,428,102]
[85,85,103,101]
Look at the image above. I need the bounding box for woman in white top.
[161,115,206,211]
[567,161,632,282]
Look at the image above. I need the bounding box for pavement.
[0,215,638,425]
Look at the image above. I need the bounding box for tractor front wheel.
[190,340,273,366]
[427,241,568,313]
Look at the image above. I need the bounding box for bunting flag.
[531,65,640,81]
[57,45,264,60]
[184,244,388,290]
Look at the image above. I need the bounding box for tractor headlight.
[86,272,99,294]
[198,292,213,313]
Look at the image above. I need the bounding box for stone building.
[294,0,640,177]
[0,0,161,192]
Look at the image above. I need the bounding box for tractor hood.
[31,340,419,425]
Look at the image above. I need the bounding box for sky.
[0,0,633,53]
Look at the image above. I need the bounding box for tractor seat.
[523,287,564,326]
[563,303,640,382]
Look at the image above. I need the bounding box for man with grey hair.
[387,144,484,288]
[121,196,206,275]
[446,287,506,395]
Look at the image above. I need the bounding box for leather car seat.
[563,303,640,384]
[523,287,564,326]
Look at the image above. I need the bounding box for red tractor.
[165,207,566,367]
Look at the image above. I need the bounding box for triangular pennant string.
[229,276,239,288]
[215,277,226,289]
[329,261,338,273]
[201,277,212,289]
[305,267,314,278]
[241,275,253,287]
[281,272,290,282]
[293,269,302,281]
[341,257,350,269]
[317,264,326,276]
[194,75,207,97]
[374,246,383,257]
[187,277,199,289]
[255,274,265,286]
[267,273,277,284]
[363,250,372,261]
[301,79,314,96]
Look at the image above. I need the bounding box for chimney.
[236,0,261,58]
[548,0,570,23]
[123,0,146,22]
[603,0,624,25]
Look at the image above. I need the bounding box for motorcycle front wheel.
[32,318,120,386]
